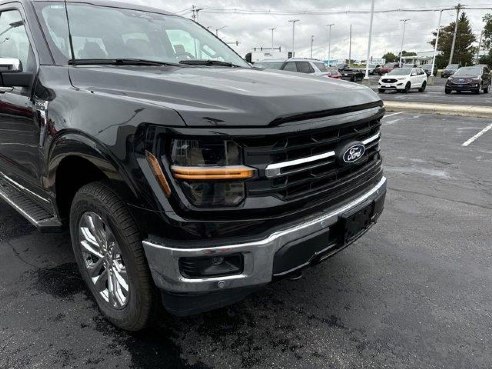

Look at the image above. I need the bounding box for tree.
[480,14,492,67]
[382,52,398,62]
[430,12,476,66]
[482,14,492,50]
[401,50,417,57]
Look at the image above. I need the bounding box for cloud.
[138,0,489,60]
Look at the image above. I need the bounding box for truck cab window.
[0,10,35,72]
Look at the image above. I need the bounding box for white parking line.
[384,118,403,126]
[383,112,403,119]
[462,123,492,147]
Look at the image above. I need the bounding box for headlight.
[170,139,255,207]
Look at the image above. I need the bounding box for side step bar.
[0,176,62,232]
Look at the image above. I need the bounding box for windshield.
[314,62,328,72]
[453,67,481,76]
[387,68,411,76]
[256,61,284,70]
[446,64,459,70]
[36,3,249,67]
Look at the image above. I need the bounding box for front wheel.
[404,82,411,93]
[445,88,451,94]
[419,81,427,92]
[70,182,158,331]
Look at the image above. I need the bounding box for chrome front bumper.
[143,177,387,294]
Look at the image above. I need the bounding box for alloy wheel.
[78,212,129,309]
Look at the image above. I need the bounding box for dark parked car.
[0,0,386,330]
[442,64,460,78]
[445,65,491,94]
[337,63,364,81]
[422,63,437,77]
[378,63,399,75]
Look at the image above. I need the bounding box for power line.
[199,5,492,16]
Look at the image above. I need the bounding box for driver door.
[0,8,41,190]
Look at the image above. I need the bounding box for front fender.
[46,131,142,204]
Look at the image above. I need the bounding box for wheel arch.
[47,132,141,221]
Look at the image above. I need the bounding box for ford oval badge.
[343,143,366,163]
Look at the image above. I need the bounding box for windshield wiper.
[69,58,181,67]
[179,59,243,68]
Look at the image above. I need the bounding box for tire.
[378,89,385,93]
[419,81,427,93]
[445,89,451,94]
[70,182,158,331]
[473,89,480,95]
[404,82,411,93]
[483,86,489,94]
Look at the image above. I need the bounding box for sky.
[136,0,491,61]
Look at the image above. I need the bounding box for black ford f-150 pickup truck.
[0,0,386,331]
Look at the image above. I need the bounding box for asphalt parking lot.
[1,112,491,369]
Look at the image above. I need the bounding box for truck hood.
[69,65,381,127]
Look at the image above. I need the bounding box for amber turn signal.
[171,165,255,180]
[146,151,172,197]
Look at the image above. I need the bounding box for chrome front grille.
[242,117,383,202]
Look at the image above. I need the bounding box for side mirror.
[0,58,33,88]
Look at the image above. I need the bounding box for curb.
[383,101,492,119]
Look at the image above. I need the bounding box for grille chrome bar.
[265,150,336,178]
[264,130,380,179]
[362,132,380,145]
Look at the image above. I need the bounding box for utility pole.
[288,19,300,57]
[431,10,443,80]
[269,27,276,50]
[364,0,375,80]
[326,24,334,66]
[191,5,203,22]
[399,18,410,67]
[310,35,314,58]
[348,24,352,67]
[449,4,462,65]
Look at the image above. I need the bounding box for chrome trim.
[265,151,336,178]
[143,176,387,293]
[362,132,380,145]
[0,173,50,203]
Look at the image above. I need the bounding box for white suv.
[378,67,428,93]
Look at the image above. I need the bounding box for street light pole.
[449,4,462,65]
[431,10,443,79]
[269,27,276,50]
[364,0,375,80]
[476,30,483,63]
[348,24,352,67]
[215,26,226,37]
[326,24,334,66]
[399,18,410,67]
[288,19,300,57]
[310,35,314,58]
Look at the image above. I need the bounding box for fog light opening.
[179,254,244,279]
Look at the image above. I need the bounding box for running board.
[0,177,62,232]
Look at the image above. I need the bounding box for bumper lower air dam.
[143,176,386,299]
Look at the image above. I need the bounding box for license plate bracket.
[341,202,375,243]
